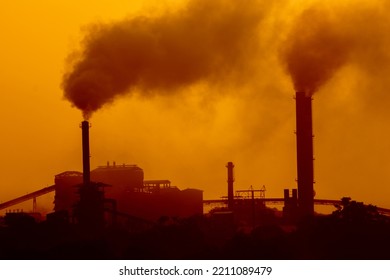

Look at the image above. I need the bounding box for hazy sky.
[1,0,390,214]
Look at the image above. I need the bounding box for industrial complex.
[1,92,390,259]
[1,92,389,227]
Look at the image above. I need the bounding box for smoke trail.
[280,6,351,95]
[280,1,390,96]
[62,0,265,119]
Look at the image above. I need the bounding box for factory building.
[54,163,203,223]
[54,171,83,213]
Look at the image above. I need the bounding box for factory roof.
[55,171,83,178]
[92,163,142,172]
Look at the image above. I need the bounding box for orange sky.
[1,0,390,215]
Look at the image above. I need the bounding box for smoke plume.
[62,0,265,119]
[280,7,351,95]
[280,1,390,96]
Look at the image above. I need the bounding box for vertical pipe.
[251,188,255,227]
[226,162,234,210]
[295,92,314,217]
[81,120,90,187]
[284,189,290,203]
[292,189,298,201]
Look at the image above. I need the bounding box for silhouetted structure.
[54,171,82,214]
[92,163,144,197]
[0,185,55,211]
[226,162,234,210]
[74,182,106,230]
[127,180,203,220]
[295,92,314,217]
[283,188,298,222]
[74,121,106,230]
[81,120,90,186]
[53,164,203,224]
[233,187,269,228]
[4,211,37,228]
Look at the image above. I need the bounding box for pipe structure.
[226,162,234,210]
[81,120,91,187]
[295,92,314,217]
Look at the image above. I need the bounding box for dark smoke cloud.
[279,7,351,95]
[62,0,265,119]
[280,1,390,96]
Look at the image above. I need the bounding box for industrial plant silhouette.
[1,92,390,260]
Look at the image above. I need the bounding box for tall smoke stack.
[226,162,234,210]
[295,92,314,217]
[81,120,91,187]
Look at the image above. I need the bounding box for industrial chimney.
[295,92,314,217]
[226,162,234,210]
[81,120,90,187]
[76,121,106,230]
